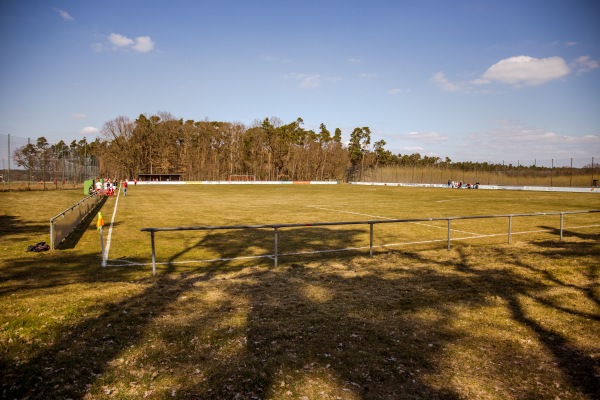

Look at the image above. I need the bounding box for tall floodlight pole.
[592,157,595,187]
[84,138,87,181]
[570,158,573,187]
[7,134,10,190]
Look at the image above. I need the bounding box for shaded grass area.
[1,186,599,399]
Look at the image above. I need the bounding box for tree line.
[11,136,98,184]
[96,113,458,181]
[12,113,597,183]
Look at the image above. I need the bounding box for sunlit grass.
[1,185,599,399]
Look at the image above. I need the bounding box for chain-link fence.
[0,133,99,190]
[354,157,599,188]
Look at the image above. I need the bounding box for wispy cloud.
[388,88,410,95]
[431,72,461,92]
[359,73,377,78]
[98,33,156,53]
[285,73,321,88]
[54,8,73,21]
[285,73,340,89]
[461,121,600,160]
[571,55,599,75]
[405,131,449,144]
[347,58,362,64]
[71,113,87,120]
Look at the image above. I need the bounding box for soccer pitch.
[103,184,600,270]
[2,184,600,399]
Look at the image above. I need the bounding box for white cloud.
[55,8,73,21]
[433,55,581,92]
[80,126,99,136]
[359,73,377,78]
[285,73,321,89]
[431,72,461,92]
[572,55,599,75]
[347,58,362,64]
[401,146,424,153]
[299,75,320,88]
[461,121,600,161]
[132,36,155,53]
[479,56,570,86]
[71,113,87,120]
[406,131,449,144]
[109,33,135,48]
[107,33,155,53]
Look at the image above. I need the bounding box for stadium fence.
[141,209,600,275]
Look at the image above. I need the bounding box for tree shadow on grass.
[1,228,599,399]
[451,242,600,398]
[0,214,48,239]
[1,226,378,398]
[537,225,600,242]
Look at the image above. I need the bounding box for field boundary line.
[307,205,481,236]
[103,186,121,263]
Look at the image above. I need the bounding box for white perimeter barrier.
[130,180,339,185]
[349,182,600,193]
[50,192,104,249]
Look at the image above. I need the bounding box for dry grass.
[1,185,599,399]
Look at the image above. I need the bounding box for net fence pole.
[508,215,513,244]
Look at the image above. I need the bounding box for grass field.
[1,184,599,399]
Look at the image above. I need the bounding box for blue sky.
[1,0,599,163]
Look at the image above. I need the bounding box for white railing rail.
[141,210,600,275]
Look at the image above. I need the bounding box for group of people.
[95,178,117,195]
[88,178,137,196]
[447,180,480,189]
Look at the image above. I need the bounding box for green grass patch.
[1,185,599,399]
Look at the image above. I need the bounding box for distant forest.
[95,113,450,181]
[10,113,597,184]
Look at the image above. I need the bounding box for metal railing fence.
[50,192,104,249]
[141,210,600,275]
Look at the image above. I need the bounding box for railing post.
[560,213,564,241]
[273,226,279,267]
[151,231,157,275]
[447,218,451,250]
[50,218,54,250]
[274,227,278,267]
[369,223,374,256]
[508,215,512,244]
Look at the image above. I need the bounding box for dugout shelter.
[138,173,182,182]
